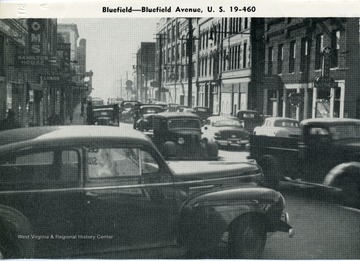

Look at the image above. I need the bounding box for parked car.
[134,105,165,131]
[193,106,212,122]
[87,104,120,126]
[253,117,301,138]
[0,126,292,258]
[250,118,360,207]
[236,110,264,133]
[202,116,250,149]
[152,112,218,160]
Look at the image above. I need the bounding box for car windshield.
[274,120,299,128]
[213,119,242,127]
[168,118,201,129]
[141,107,163,114]
[330,124,360,140]
[93,110,113,117]
[241,113,256,118]
[196,108,209,112]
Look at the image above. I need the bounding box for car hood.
[168,160,261,181]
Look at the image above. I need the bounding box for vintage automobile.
[119,100,142,122]
[87,104,120,126]
[253,117,301,138]
[152,113,219,160]
[202,116,250,149]
[0,126,292,259]
[134,105,165,131]
[250,118,360,207]
[193,106,212,122]
[236,110,264,133]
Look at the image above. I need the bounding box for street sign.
[126,80,133,87]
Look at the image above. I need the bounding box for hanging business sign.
[27,19,44,55]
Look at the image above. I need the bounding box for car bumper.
[276,212,294,238]
[216,139,249,147]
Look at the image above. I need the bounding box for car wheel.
[229,215,266,259]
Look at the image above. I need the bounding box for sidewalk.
[69,103,86,125]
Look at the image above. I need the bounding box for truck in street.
[250,118,360,207]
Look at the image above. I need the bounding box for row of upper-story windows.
[199,18,250,50]
[198,41,249,78]
[267,30,341,75]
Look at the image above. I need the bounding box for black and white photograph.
[0,1,359,259]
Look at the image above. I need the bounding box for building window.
[277,44,283,74]
[268,46,273,74]
[243,42,247,68]
[289,40,296,73]
[209,57,212,75]
[315,34,323,70]
[205,57,208,76]
[300,38,308,72]
[237,45,241,69]
[331,30,340,68]
[244,18,248,29]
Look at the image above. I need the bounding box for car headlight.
[109,120,114,125]
[95,122,98,125]
[178,137,185,145]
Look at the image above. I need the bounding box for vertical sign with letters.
[27,19,44,55]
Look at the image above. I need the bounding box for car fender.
[0,204,35,258]
[323,162,360,186]
[178,187,284,251]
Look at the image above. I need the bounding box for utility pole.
[187,18,193,108]
[157,34,163,101]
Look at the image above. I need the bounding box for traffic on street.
[0,17,359,259]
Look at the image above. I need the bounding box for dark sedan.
[202,116,250,149]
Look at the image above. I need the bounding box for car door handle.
[85,191,98,197]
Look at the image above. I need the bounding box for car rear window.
[168,119,201,129]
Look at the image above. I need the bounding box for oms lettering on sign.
[28,19,44,55]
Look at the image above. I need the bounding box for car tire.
[229,215,266,259]
[0,207,35,258]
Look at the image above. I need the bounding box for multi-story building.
[155,18,197,106]
[135,42,156,103]
[197,18,254,115]
[0,19,27,125]
[58,23,91,114]
[261,18,360,120]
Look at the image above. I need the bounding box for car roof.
[266,117,299,122]
[140,105,164,109]
[301,118,360,127]
[0,126,151,152]
[207,116,240,121]
[154,112,201,119]
[236,110,259,114]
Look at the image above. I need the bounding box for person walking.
[0,109,21,131]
